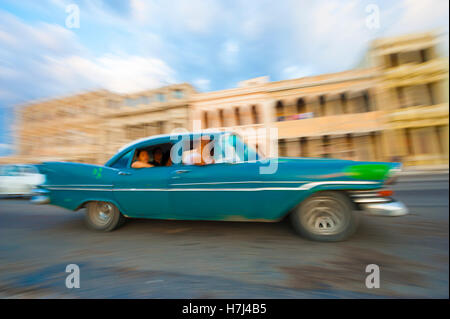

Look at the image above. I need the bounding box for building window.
[340,93,348,114]
[125,98,140,107]
[203,111,209,129]
[172,89,184,99]
[218,109,224,127]
[396,87,406,108]
[363,91,371,112]
[346,134,354,159]
[139,96,150,105]
[319,95,326,117]
[156,93,166,102]
[436,126,445,155]
[234,107,241,126]
[322,135,330,158]
[278,139,287,156]
[251,105,260,124]
[300,137,308,157]
[157,121,166,134]
[420,49,428,63]
[275,101,284,121]
[405,128,413,156]
[297,98,306,114]
[390,53,398,67]
[426,82,435,105]
[108,100,121,109]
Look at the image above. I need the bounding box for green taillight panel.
[345,164,391,180]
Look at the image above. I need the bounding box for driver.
[131,150,154,168]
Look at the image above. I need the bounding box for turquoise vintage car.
[32,131,408,241]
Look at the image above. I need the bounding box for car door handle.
[117,171,131,176]
[175,169,190,174]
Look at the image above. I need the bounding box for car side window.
[181,137,215,166]
[132,143,174,168]
[4,165,18,176]
[111,150,133,169]
[21,165,38,174]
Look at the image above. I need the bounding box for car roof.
[106,130,231,167]
[117,130,230,152]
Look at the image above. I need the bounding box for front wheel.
[290,191,358,242]
[85,201,126,231]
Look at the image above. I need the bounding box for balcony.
[382,58,449,88]
[385,103,449,129]
[275,111,384,139]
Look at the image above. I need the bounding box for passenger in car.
[183,138,214,165]
[131,150,154,168]
[151,147,172,167]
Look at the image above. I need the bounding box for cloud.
[193,78,211,91]
[286,0,373,73]
[282,65,315,80]
[1,0,449,103]
[387,0,449,36]
[0,143,11,151]
[41,54,176,94]
[0,10,176,104]
[220,40,240,66]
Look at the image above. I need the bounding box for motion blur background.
[0,0,448,167]
[0,0,449,299]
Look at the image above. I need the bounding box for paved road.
[0,175,448,298]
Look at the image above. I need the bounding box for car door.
[169,160,264,220]
[112,148,173,218]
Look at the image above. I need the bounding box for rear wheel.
[290,191,358,242]
[85,201,126,231]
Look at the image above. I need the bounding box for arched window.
[319,95,326,117]
[203,111,209,129]
[275,101,284,121]
[218,109,224,127]
[297,98,306,114]
[234,107,241,126]
[363,91,371,112]
[300,137,308,157]
[322,135,330,158]
[340,93,348,114]
[278,139,287,156]
[251,105,260,124]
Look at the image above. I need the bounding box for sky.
[0,0,448,155]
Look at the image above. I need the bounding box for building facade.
[1,31,448,167]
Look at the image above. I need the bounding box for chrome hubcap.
[91,202,113,226]
[301,197,348,235]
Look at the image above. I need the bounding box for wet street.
[0,174,448,298]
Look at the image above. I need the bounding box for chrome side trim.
[43,185,113,187]
[45,181,380,192]
[349,189,392,204]
[171,181,309,185]
[353,197,391,203]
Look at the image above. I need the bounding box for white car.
[0,164,45,197]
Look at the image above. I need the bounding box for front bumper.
[361,201,409,217]
[30,188,50,205]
